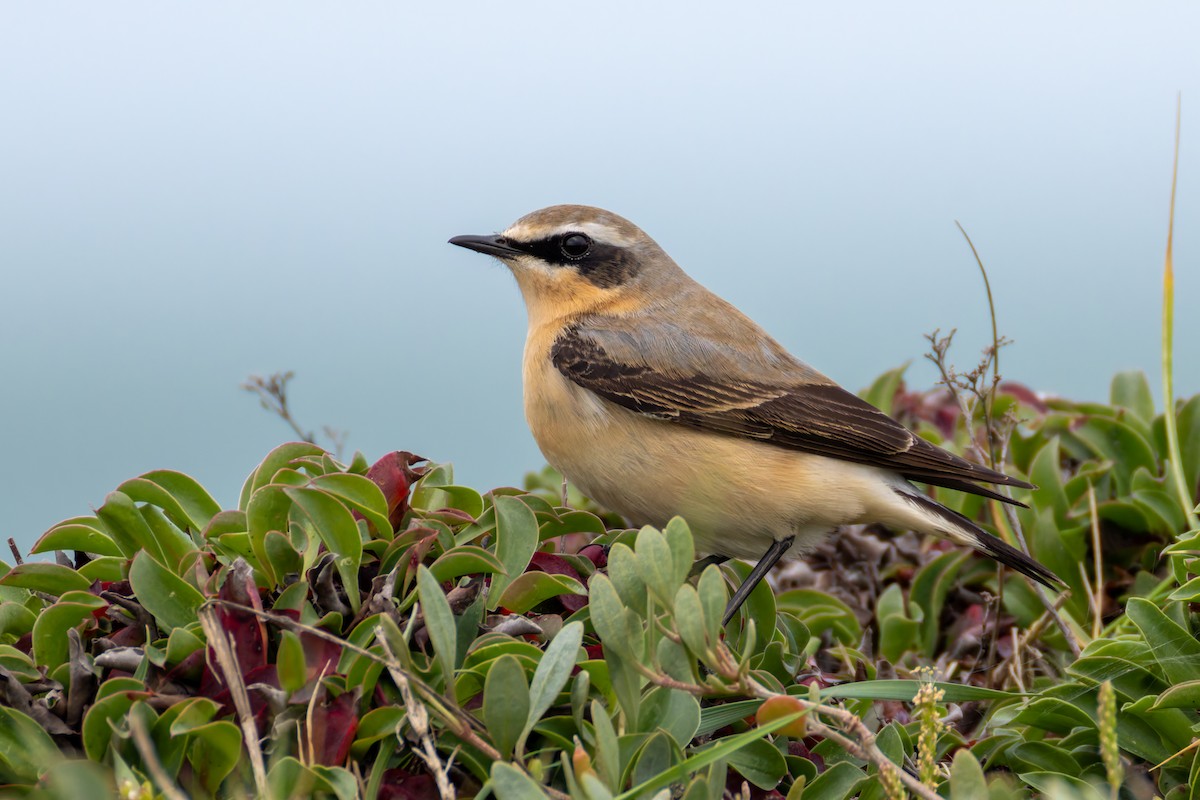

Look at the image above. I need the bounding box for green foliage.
[0,370,1197,799]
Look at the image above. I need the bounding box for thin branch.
[205,599,573,800]
[130,712,190,800]
[242,371,314,443]
[1159,96,1200,531]
[926,331,1081,656]
[205,599,477,734]
[378,631,456,800]
[198,606,269,796]
[1088,484,1105,640]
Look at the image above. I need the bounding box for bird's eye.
[559,233,592,259]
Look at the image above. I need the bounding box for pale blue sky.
[2,2,1197,549]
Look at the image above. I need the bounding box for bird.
[449,205,1060,624]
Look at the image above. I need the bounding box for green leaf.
[910,550,968,657]
[638,685,701,747]
[246,484,292,585]
[0,706,64,781]
[429,546,507,583]
[351,707,406,756]
[497,571,586,614]
[138,505,198,569]
[535,510,608,541]
[187,720,242,793]
[818,679,1021,703]
[33,591,107,669]
[1018,772,1107,800]
[1070,417,1158,495]
[490,762,550,799]
[589,574,644,661]
[776,588,861,645]
[118,469,221,534]
[488,495,539,610]
[608,543,648,617]
[286,487,363,612]
[483,654,529,760]
[635,526,680,608]
[1151,679,1200,710]
[1171,394,1200,501]
[97,490,167,563]
[311,473,394,539]
[0,563,92,595]
[241,442,327,507]
[417,565,457,692]
[1111,370,1156,425]
[82,690,147,761]
[277,629,308,694]
[725,737,787,790]
[519,621,584,756]
[1026,437,1069,522]
[164,697,220,736]
[949,748,989,800]
[802,761,867,799]
[0,601,37,638]
[128,550,206,631]
[31,518,123,557]
[1126,598,1200,684]
[264,530,303,576]
[590,699,621,790]
[698,700,761,737]
[876,583,923,662]
[674,583,711,659]
[663,518,695,588]
[615,710,804,800]
[631,731,683,789]
[697,564,726,646]
[1007,741,1080,774]
[28,760,113,799]
[267,756,356,800]
[77,556,126,583]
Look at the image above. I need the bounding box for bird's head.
[449,205,686,325]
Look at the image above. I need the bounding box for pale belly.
[524,358,892,561]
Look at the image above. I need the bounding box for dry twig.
[198,605,269,796]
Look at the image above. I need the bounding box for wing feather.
[550,326,1032,499]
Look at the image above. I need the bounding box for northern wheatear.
[450,205,1059,623]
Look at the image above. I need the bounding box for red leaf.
[304,685,360,766]
[378,770,442,800]
[528,552,581,581]
[578,544,607,569]
[367,452,427,527]
[210,564,267,675]
[274,608,342,680]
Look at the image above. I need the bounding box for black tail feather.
[895,489,1062,590]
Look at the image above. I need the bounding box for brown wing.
[551,326,1032,500]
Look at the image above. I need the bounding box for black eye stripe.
[504,233,639,288]
[504,233,589,265]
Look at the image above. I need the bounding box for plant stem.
[1160,98,1199,532]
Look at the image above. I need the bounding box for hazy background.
[2,2,1197,550]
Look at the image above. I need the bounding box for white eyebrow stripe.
[503,220,637,248]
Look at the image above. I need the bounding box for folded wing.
[551,323,1032,502]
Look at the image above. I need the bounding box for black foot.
[721,536,796,626]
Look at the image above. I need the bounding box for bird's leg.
[689,553,729,577]
[722,535,795,626]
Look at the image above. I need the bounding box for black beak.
[448,234,523,259]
